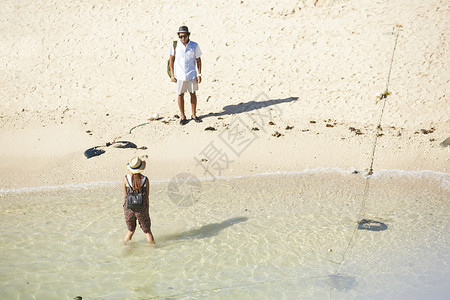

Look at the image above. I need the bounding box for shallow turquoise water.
[0,169,449,299]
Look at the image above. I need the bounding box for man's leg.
[178,93,186,119]
[190,92,197,118]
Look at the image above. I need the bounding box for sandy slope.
[0,0,448,189]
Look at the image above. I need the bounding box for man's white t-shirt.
[169,40,202,81]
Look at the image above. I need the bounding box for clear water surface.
[0,169,449,299]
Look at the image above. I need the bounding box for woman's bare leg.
[124,230,135,243]
[146,231,155,244]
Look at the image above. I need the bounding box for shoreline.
[1,166,448,195]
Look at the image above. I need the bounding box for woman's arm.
[145,177,150,206]
[123,176,127,198]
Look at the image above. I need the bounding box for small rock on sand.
[420,128,435,134]
[439,137,450,148]
[272,131,283,138]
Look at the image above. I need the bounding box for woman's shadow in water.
[159,217,248,244]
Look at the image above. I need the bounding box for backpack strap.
[125,175,134,193]
[173,40,177,57]
[125,175,147,193]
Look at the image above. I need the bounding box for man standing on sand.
[169,26,202,125]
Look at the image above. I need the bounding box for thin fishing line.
[329,28,401,299]
[368,31,400,175]
[385,32,400,92]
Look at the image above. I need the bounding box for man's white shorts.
[175,79,198,95]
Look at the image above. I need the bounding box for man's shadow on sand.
[202,97,298,119]
[159,217,248,244]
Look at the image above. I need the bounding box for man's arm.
[196,57,202,84]
[169,55,176,82]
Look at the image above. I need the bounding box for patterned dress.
[123,175,151,233]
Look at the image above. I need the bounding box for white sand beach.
[0,0,448,188]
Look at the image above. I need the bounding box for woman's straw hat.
[127,157,146,174]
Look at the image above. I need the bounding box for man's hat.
[177,26,190,34]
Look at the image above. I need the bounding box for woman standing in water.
[123,156,155,244]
